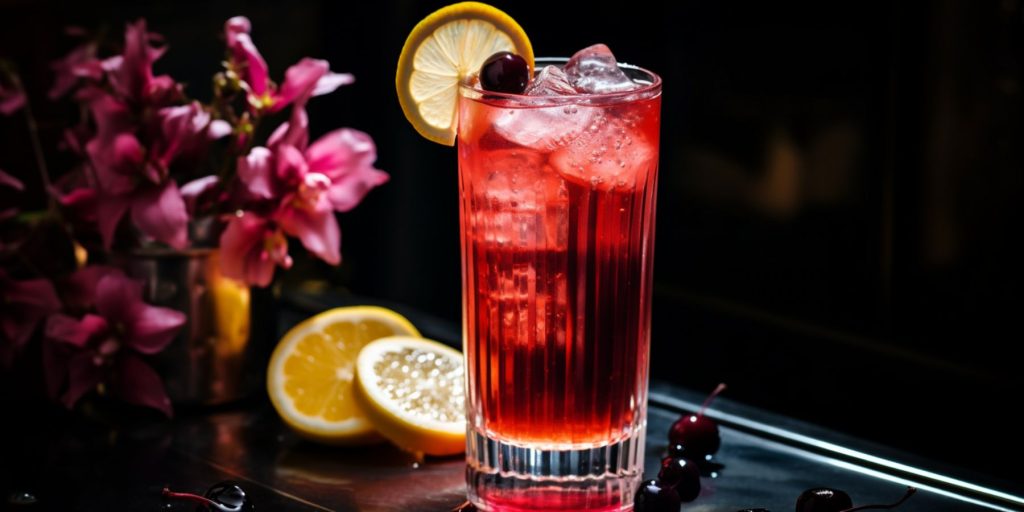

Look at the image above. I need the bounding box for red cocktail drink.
[459,53,662,511]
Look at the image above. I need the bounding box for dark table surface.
[2,293,1022,511]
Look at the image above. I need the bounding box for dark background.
[2,0,1021,482]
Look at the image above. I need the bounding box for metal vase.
[121,248,253,406]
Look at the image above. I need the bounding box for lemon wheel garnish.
[354,336,466,456]
[267,306,420,445]
[396,1,533,145]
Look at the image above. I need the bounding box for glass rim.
[459,56,662,105]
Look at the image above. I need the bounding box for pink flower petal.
[306,128,389,211]
[326,166,389,212]
[145,74,183,106]
[267,105,309,151]
[312,71,354,96]
[224,16,251,47]
[101,55,123,74]
[275,197,341,265]
[125,301,185,355]
[275,145,309,185]
[62,351,102,409]
[110,19,154,101]
[0,84,26,116]
[95,194,131,249]
[63,265,125,311]
[85,94,140,195]
[229,32,269,97]
[49,42,99,99]
[208,119,232,139]
[0,169,24,191]
[45,314,110,348]
[49,172,97,223]
[129,180,189,249]
[237,147,275,199]
[180,175,220,215]
[94,273,145,326]
[1,272,62,355]
[113,353,173,417]
[268,58,329,113]
[154,102,211,166]
[219,213,291,287]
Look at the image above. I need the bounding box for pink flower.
[234,106,388,267]
[224,16,353,113]
[0,82,25,116]
[219,212,293,287]
[105,19,180,106]
[85,94,222,249]
[85,94,187,248]
[0,269,62,367]
[59,265,122,313]
[44,271,184,416]
[49,41,103,99]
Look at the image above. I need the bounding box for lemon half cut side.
[354,336,466,456]
[267,306,420,445]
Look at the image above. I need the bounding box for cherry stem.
[162,487,218,508]
[840,487,917,511]
[699,383,727,417]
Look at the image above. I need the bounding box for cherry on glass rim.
[478,51,529,94]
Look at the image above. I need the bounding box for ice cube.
[549,113,657,190]
[472,149,568,247]
[564,44,640,94]
[525,65,576,96]
[492,104,596,150]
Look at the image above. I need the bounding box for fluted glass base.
[466,426,645,512]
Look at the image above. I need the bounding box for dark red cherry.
[668,383,726,459]
[634,479,681,512]
[668,414,720,459]
[795,488,853,512]
[479,51,529,94]
[657,457,701,502]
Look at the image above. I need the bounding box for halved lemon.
[396,2,533,145]
[354,336,466,456]
[267,306,420,445]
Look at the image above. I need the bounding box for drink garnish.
[396,2,533,145]
[266,306,420,445]
[353,336,466,457]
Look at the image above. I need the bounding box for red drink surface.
[458,87,661,447]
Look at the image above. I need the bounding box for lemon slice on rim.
[354,336,466,456]
[267,306,420,445]
[396,1,534,145]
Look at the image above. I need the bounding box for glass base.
[465,426,645,512]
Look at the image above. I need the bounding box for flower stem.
[11,73,57,212]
